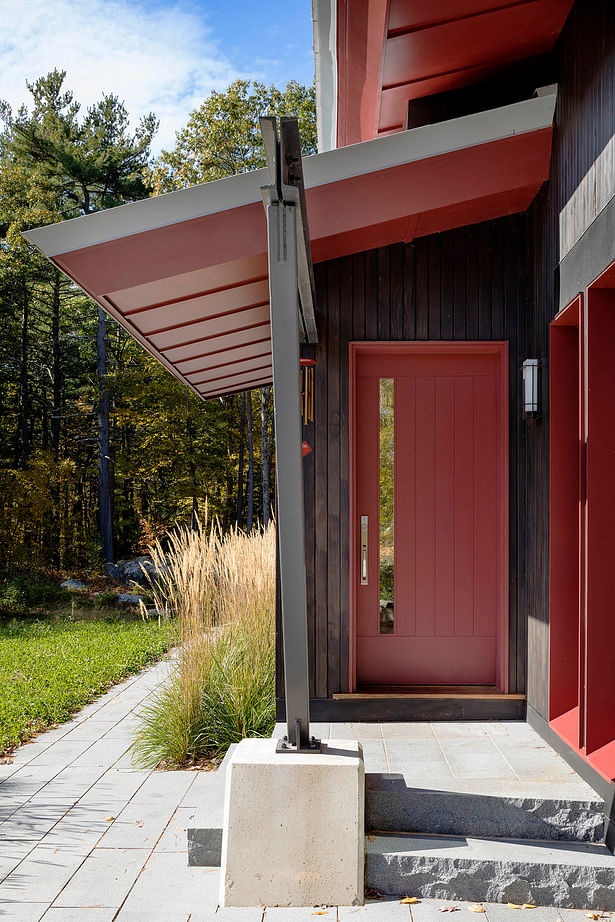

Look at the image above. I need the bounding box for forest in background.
[0,71,316,577]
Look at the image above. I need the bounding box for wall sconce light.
[522,359,540,419]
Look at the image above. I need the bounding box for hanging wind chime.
[300,358,316,455]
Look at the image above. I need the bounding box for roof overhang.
[24,93,556,400]
[318,0,572,148]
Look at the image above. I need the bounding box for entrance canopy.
[327,0,572,147]
[25,93,555,401]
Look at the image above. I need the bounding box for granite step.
[366,833,615,909]
[366,774,606,842]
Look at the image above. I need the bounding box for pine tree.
[9,70,157,571]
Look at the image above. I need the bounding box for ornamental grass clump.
[131,518,275,767]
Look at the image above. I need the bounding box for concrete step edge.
[186,742,236,867]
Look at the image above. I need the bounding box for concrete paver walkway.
[274,721,598,797]
[1,663,611,921]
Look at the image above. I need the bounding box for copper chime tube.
[300,359,316,423]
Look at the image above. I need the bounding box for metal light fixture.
[522,359,540,418]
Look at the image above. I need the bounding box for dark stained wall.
[528,0,615,718]
[291,215,533,702]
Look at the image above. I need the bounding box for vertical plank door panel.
[395,376,417,638]
[473,374,499,644]
[454,375,475,637]
[434,376,455,638]
[414,375,437,638]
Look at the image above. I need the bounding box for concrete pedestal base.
[219,737,365,908]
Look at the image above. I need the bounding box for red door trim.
[348,341,509,693]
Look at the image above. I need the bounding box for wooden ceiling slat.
[136,297,270,338]
[166,324,272,364]
[149,305,270,351]
[196,361,273,387]
[185,351,272,384]
[387,0,536,35]
[196,367,273,394]
[175,337,272,374]
[107,253,268,312]
[120,273,268,317]
[199,375,274,399]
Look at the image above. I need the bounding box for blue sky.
[0,0,314,152]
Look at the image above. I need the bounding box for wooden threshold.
[333,688,525,701]
[335,686,526,701]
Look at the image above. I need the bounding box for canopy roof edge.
[23,93,556,402]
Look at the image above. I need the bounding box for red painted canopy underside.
[336,0,573,145]
[52,127,552,400]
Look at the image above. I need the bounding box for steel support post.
[265,196,312,750]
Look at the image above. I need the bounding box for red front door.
[352,343,508,689]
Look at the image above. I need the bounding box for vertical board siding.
[528,0,615,718]
[296,213,530,700]
[557,1,615,260]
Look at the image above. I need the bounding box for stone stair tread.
[365,772,603,802]
[365,774,606,841]
[366,833,615,909]
[367,833,615,866]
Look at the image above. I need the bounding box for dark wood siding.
[292,214,532,702]
[527,0,615,719]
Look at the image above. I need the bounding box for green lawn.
[0,618,175,753]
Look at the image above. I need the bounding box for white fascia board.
[23,166,269,258]
[302,92,557,187]
[313,0,337,153]
[24,93,555,260]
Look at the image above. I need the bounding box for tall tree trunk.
[247,391,254,533]
[97,305,114,570]
[15,290,30,467]
[186,394,199,530]
[261,386,270,526]
[84,195,114,570]
[41,404,49,453]
[47,273,63,569]
[236,392,246,525]
[50,272,62,457]
[223,396,235,530]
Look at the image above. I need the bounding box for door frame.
[348,341,509,693]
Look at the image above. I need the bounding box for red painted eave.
[28,99,555,402]
[336,0,573,146]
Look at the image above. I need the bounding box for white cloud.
[0,0,246,152]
